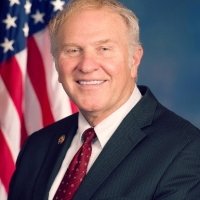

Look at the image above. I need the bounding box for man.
[8,0,200,199]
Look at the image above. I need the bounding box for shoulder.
[137,85,200,141]
[21,113,78,151]
[14,113,79,169]
[29,112,78,139]
[154,96,200,140]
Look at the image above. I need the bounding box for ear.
[130,45,143,78]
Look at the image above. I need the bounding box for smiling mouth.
[77,80,105,85]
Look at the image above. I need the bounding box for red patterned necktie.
[53,128,96,200]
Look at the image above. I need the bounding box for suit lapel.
[33,114,78,200]
[74,86,157,200]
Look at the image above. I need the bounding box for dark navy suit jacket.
[8,86,200,200]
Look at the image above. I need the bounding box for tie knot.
[82,128,96,143]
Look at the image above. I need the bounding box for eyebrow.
[61,43,79,47]
[60,39,116,48]
[94,39,115,45]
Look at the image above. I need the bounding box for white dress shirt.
[48,85,142,199]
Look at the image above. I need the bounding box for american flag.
[0,0,77,199]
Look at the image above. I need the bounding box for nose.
[77,51,99,73]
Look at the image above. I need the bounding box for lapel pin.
[58,135,65,144]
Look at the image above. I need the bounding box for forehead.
[57,7,129,43]
[61,7,127,31]
[66,6,124,21]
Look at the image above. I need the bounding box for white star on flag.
[23,23,29,37]
[0,38,14,53]
[51,0,65,12]
[3,14,17,30]
[9,0,20,6]
[24,0,32,14]
[31,10,45,24]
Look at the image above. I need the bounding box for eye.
[97,46,113,57]
[100,46,111,51]
[63,47,82,57]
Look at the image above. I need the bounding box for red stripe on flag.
[0,129,15,193]
[0,57,28,146]
[0,57,23,115]
[70,101,79,113]
[27,37,54,126]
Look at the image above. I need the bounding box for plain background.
[120,0,200,128]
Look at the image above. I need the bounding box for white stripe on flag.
[0,77,20,161]
[24,76,43,135]
[0,180,7,200]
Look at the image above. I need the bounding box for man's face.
[55,7,143,125]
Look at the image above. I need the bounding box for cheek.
[104,55,127,72]
[57,58,73,76]
[111,58,132,78]
[56,63,70,84]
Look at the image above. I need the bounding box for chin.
[79,104,102,113]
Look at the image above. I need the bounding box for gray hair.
[49,0,141,56]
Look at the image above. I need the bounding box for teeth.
[78,80,104,85]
